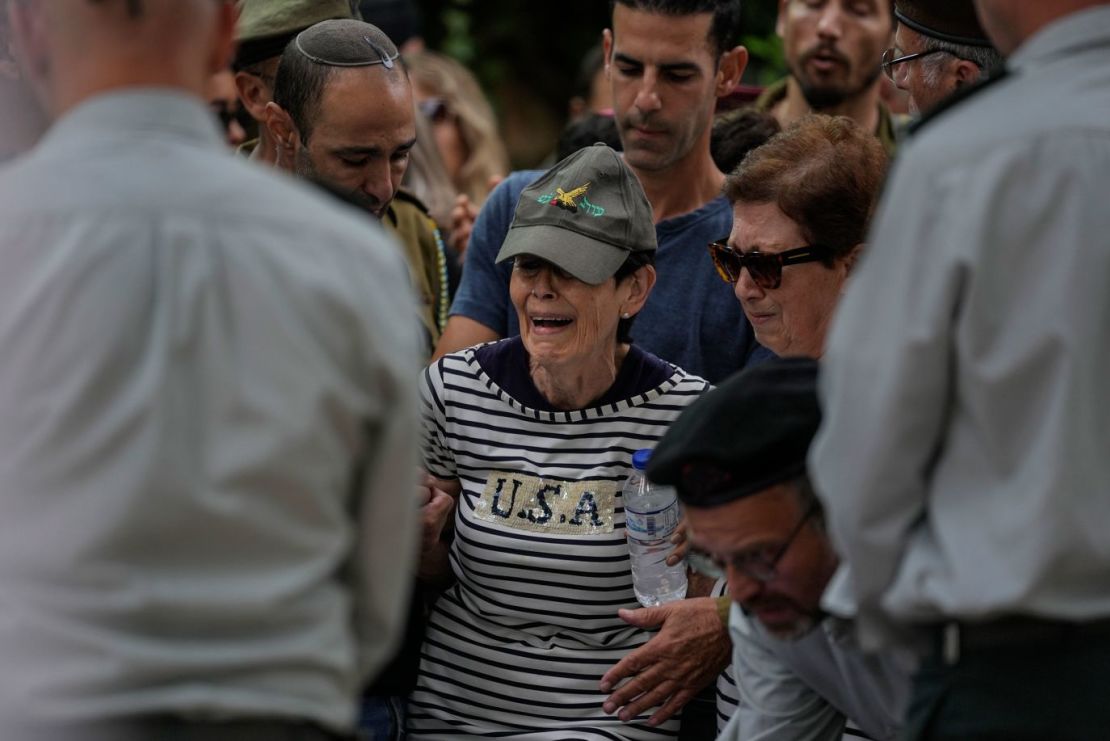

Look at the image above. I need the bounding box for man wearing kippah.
[880,0,1002,115]
[264,19,451,353]
[233,0,356,164]
[648,359,913,741]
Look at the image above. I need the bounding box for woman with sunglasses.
[702,114,887,737]
[708,115,888,359]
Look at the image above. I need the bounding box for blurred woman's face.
[414,84,468,184]
[729,201,854,358]
[509,256,633,369]
[206,69,248,147]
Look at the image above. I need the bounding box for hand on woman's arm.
[417,473,461,588]
[599,597,731,726]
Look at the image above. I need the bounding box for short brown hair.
[723,115,888,261]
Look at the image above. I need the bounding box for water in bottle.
[623,448,687,607]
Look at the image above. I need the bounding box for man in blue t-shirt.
[433,0,769,384]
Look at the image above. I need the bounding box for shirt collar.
[1008,5,1110,72]
[40,88,224,151]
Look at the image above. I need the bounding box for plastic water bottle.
[623,448,687,607]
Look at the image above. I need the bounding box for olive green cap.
[234,0,357,68]
[495,144,656,286]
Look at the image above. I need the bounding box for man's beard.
[743,598,827,641]
[295,147,386,218]
[790,47,882,111]
[764,613,821,641]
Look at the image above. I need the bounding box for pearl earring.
[621,312,630,319]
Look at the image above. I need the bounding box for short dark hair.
[724,115,888,261]
[711,109,781,175]
[556,113,622,161]
[272,38,338,144]
[610,0,742,57]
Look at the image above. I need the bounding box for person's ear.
[235,70,270,122]
[842,244,863,275]
[716,45,749,98]
[621,264,657,317]
[952,59,982,88]
[263,101,298,162]
[602,28,614,79]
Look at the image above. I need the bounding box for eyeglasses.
[880,47,981,82]
[708,240,832,290]
[880,47,948,81]
[688,502,818,583]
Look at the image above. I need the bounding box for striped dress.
[408,340,710,740]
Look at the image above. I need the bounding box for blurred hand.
[600,598,731,726]
[416,469,434,506]
[446,175,504,257]
[665,518,688,567]
[448,194,478,257]
[417,473,459,585]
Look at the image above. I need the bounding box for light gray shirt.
[718,605,912,741]
[0,90,421,733]
[811,6,1110,650]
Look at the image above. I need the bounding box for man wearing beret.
[233,0,355,164]
[649,359,914,741]
[881,0,1002,114]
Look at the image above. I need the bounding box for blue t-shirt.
[450,170,770,384]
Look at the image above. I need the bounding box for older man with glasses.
[880,0,1003,115]
[648,358,915,741]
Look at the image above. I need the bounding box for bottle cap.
[632,448,652,471]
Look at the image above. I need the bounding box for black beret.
[647,358,821,508]
[894,0,993,47]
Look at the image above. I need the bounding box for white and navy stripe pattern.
[712,579,741,736]
[408,346,710,740]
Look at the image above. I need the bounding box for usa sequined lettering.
[475,472,618,535]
